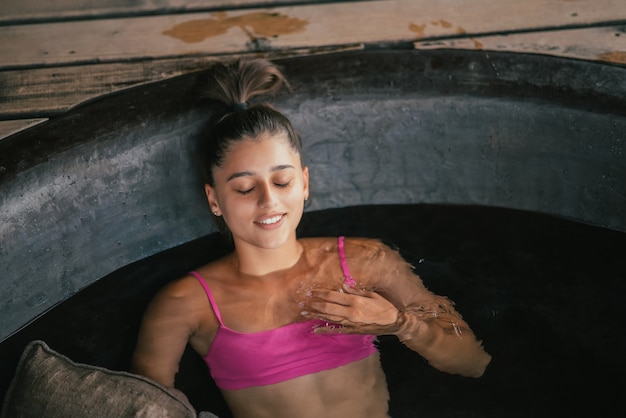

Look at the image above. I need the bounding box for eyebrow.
[226,164,295,182]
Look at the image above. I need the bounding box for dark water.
[1,204,624,417]
[298,205,625,418]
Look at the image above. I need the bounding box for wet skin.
[132,133,490,417]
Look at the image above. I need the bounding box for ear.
[302,166,310,200]
[205,184,221,216]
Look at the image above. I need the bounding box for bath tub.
[1,49,624,416]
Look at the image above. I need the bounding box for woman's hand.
[301,284,402,335]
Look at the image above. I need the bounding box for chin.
[259,230,297,250]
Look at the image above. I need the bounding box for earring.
[213,211,219,216]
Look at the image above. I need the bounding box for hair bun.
[204,59,288,109]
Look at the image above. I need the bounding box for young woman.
[131,59,491,418]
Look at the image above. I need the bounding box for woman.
[132,59,491,418]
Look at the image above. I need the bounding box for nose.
[258,182,278,209]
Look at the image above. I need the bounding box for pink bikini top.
[190,236,377,390]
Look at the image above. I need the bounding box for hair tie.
[233,102,248,111]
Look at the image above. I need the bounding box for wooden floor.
[1,0,625,139]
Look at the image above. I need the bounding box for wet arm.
[368,242,491,377]
[306,239,491,377]
[389,288,491,378]
[131,279,199,387]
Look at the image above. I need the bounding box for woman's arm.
[303,238,491,378]
[131,277,200,387]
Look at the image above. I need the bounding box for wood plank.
[414,26,626,66]
[0,44,363,119]
[0,57,220,119]
[1,0,625,69]
[0,119,48,141]
[2,23,625,122]
[0,0,297,24]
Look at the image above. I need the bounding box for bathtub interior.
[1,50,624,342]
[1,203,624,417]
[0,49,624,416]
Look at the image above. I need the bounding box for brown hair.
[202,59,303,187]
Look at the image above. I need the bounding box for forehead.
[220,132,301,171]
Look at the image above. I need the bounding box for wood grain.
[0,44,363,120]
[0,119,48,141]
[2,0,624,69]
[415,25,626,65]
[0,0,292,23]
[1,0,625,139]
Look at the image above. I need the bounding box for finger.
[308,313,348,323]
[310,287,379,306]
[313,322,374,335]
[309,289,352,305]
[307,300,354,318]
[300,312,350,331]
[341,284,375,297]
[312,324,343,335]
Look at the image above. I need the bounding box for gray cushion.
[1,340,196,418]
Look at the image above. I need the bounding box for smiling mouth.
[258,215,284,225]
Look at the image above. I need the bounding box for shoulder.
[144,275,207,322]
[341,237,416,286]
[298,236,400,259]
[343,237,402,260]
[156,274,204,302]
[191,253,236,290]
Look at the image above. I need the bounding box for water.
[1,204,623,417]
[297,204,625,417]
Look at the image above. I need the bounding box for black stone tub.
[1,50,624,417]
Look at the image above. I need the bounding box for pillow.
[1,340,197,418]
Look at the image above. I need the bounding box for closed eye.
[237,187,254,195]
[275,180,292,188]
[235,178,292,194]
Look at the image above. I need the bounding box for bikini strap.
[337,236,357,288]
[189,271,224,325]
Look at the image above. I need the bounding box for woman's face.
[205,131,309,251]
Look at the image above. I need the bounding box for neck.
[232,237,303,276]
